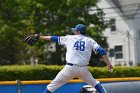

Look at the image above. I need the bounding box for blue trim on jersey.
[51,36,59,43]
[97,47,107,56]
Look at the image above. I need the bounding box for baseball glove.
[24,34,40,46]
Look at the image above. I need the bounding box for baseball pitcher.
[24,24,113,93]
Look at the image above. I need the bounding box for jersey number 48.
[74,41,85,51]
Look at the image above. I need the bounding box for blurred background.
[0,0,140,67]
[0,0,108,66]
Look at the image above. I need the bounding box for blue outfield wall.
[0,78,140,93]
[0,82,87,93]
[21,83,87,93]
[0,85,18,93]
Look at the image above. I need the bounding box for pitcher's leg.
[79,68,106,93]
[81,75,106,93]
[95,83,107,93]
[43,88,51,93]
[44,66,75,93]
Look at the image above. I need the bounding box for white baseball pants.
[47,65,99,92]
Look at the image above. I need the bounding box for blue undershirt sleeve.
[96,47,107,56]
[51,36,59,43]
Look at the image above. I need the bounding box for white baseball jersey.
[58,35,100,66]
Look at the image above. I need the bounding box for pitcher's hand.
[107,63,113,72]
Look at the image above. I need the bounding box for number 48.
[74,41,85,51]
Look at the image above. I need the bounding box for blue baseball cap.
[72,24,87,33]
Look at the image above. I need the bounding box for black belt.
[66,63,87,67]
[66,63,74,66]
